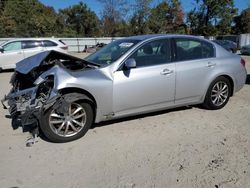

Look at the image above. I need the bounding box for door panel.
[175,59,213,103]
[0,50,24,69]
[22,41,45,58]
[0,41,24,69]
[173,37,216,104]
[23,47,44,58]
[113,63,175,114]
[113,38,175,115]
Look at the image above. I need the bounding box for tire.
[203,76,231,110]
[40,93,94,143]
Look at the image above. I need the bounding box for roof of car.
[125,34,205,41]
[5,38,59,42]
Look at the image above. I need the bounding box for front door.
[0,41,24,69]
[113,38,175,116]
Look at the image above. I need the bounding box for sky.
[40,0,250,16]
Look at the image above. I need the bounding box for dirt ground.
[0,54,249,188]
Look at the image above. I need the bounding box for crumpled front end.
[1,73,55,126]
[1,50,88,127]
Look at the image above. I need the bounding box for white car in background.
[0,38,68,71]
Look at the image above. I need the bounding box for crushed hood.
[16,50,83,74]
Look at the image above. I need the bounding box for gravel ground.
[0,54,249,188]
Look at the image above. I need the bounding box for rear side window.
[130,39,171,67]
[43,40,58,47]
[3,41,22,51]
[22,41,42,49]
[174,38,214,61]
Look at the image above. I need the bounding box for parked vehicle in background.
[2,34,247,143]
[83,43,107,53]
[240,44,250,55]
[0,38,68,71]
[212,40,237,53]
[216,35,239,48]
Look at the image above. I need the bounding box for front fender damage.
[1,77,60,146]
[2,50,98,146]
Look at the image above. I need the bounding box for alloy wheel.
[49,102,87,137]
[211,81,229,106]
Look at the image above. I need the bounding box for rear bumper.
[234,67,247,93]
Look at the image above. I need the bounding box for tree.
[98,0,128,36]
[130,0,152,35]
[233,8,250,34]
[148,0,184,34]
[0,0,64,37]
[187,0,237,36]
[59,2,100,37]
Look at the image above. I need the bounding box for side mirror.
[0,47,4,53]
[124,58,136,69]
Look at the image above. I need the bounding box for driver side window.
[3,42,22,52]
[130,39,171,67]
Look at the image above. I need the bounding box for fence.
[0,34,250,51]
[0,37,124,52]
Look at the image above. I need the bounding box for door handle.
[160,69,173,75]
[207,62,216,67]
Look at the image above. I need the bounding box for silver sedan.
[2,35,247,143]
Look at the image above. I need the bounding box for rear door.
[0,41,24,69]
[22,40,45,58]
[173,38,216,104]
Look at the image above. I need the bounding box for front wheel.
[203,77,231,110]
[40,94,94,143]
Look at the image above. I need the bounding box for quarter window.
[43,40,58,47]
[3,42,22,51]
[130,39,171,67]
[175,38,214,61]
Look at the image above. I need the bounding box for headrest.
[143,45,153,55]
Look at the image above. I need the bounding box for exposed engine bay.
[1,50,98,146]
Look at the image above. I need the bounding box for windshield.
[85,39,140,65]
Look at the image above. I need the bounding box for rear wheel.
[203,77,231,110]
[40,94,94,142]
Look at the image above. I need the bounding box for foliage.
[129,0,152,35]
[98,0,128,36]
[233,8,250,34]
[0,0,248,37]
[187,0,237,36]
[59,2,100,37]
[148,0,185,34]
[0,0,64,37]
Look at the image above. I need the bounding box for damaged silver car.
[2,35,247,143]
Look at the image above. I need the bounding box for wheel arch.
[58,87,97,111]
[203,74,235,103]
[220,75,234,96]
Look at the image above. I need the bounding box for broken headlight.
[36,75,54,103]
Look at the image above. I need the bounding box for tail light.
[240,58,246,67]
[60,46,68,50]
